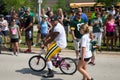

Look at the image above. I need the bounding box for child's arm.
[93,41,98,49]
[17,26,21,39]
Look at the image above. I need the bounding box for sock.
[46,61,53,70]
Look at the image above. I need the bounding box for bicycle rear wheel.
[59,57,77,75]
[28,55,46,72]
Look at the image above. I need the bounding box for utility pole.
[38,0,43,16]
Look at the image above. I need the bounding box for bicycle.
[28,49,77,75]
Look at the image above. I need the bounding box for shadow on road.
[41,78,63,80]
[15,68,63,80]
[16,68,47,76]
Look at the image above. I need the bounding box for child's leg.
[91,51,96,65]
[14,42,19,55]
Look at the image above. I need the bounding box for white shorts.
[73,39,81,51]
[94,32,102,46]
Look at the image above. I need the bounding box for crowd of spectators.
[0,6,120,55]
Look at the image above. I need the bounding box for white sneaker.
[33,43,38,47]
[19,39,22,43]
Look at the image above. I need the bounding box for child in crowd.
[0,23,2,54]
[89,33,98,65]
[9,19,21,56]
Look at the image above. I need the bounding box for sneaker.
[88,62,95,65]
[15,52,19,56]
[24,49,31,53]
[88,62,93,64]
[9,48,13,51]
[87,77,94,80]
[42,68,54,78]
[19,39,22,44]
[33,43,38,47]
[42,73,54,78]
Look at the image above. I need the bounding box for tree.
[51,0,75,13]
[96,0,120,6]
[0,0,47,15]
[0,0,6,14]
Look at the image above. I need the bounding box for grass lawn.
[3,31,120,51]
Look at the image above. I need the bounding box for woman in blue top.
[39,15,52,43]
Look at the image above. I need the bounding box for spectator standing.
[77,7,88,23]
[69,9,76,22]
[47,11,54,22]
[57,8,64,24]
[0,15,9,48]
[9,12,21,51]
[91,12,103,52]
[33,8,47,47]
[89,33,98,65]
[9,19,21,56]
[109,6,116,16]
[101,11,108,46]
[46,7,51,17]
[40,15,52,43]
[70,12,85,60]
[114,9,120,48]
[104,14,116,50]
[91,8,100,19]
[115,15,120,47]
[63,12,70,42]
[23,9,33,53]
[78,24,93,80]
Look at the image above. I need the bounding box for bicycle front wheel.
[28,55,46,72]
[59,57,77,75]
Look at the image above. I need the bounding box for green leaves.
[51,0,75,13]
[96,0,120,6]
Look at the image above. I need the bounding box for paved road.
[0,50,120,80]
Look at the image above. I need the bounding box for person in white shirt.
[78,24,93,80]
[0,15,9,47]
[42,15,67,78]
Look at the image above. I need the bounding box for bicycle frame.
[52,54,70,69]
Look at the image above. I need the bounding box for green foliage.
[0,0,6,14]
[96,0,120,6]
[51,0,75,13]
[0,0,47,15]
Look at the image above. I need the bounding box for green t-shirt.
[70,18,85,39]
[10,25,19,39]
[90,40,97,52]
[91,13,96,19]
[91,18,103,33]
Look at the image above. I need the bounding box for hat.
[0,14,4,18]
[25,8,30,12]
[51,15,58,21]
[41,15,48,18]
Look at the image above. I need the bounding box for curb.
[20,48,120,55]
